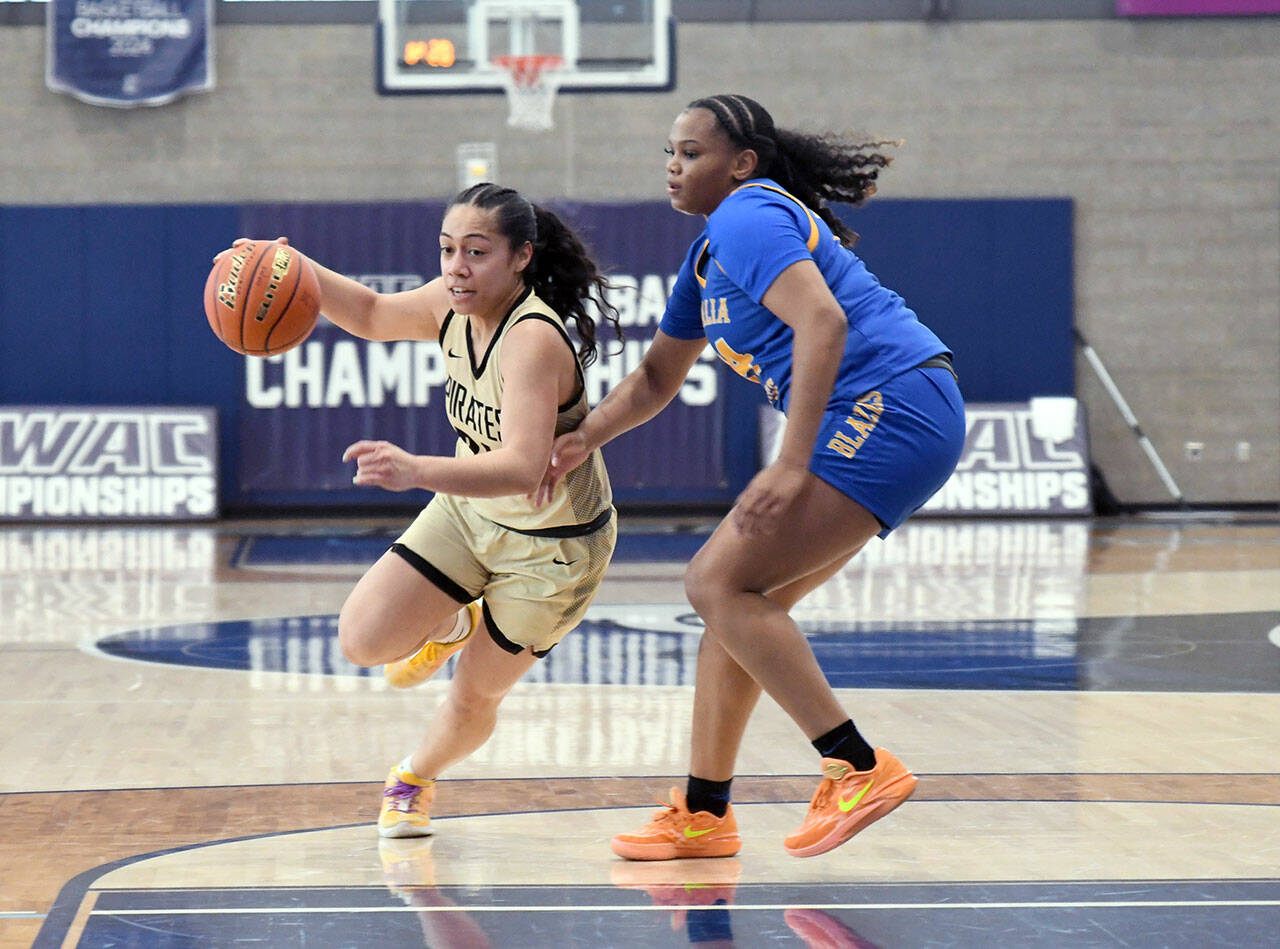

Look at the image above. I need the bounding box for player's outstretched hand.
[532,430,590,507]
[731,460,808,537]
[343,440,422,492]
[212,236,288,264]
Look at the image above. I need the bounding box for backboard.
[377,0,674,94]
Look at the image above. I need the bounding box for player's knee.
[447,677,504,718]
[337,603,382,667]
[684,555,728,623]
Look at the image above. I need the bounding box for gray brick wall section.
[2,19,1277,505]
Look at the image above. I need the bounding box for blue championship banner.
[0,199,1073,511]
[233,201,757,508]
[0,406,219,520]
[45,0,214,107]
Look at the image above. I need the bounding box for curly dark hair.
[687,94,901,246]
[449,183,623,367]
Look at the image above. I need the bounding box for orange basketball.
[204,241,321,356]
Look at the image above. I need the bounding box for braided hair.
[686,94,901,246]
[449,183,622,367]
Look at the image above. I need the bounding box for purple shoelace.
[383,780,422,806]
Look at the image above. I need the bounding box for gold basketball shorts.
[391,491,616,656]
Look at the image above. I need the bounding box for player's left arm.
[342,319,564,497]
[732,259,848,535]
[761,259,848,468]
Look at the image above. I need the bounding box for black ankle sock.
[812,720,877,772]
[686,775,733,818]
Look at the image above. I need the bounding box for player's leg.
[611,551,861,861]
[381,512,615,839]
[338,551,475,667]
[688,551,861,783]
[408,623,539,779]
[343,494,487,685]
[687,365,964,744]
[407,512,614,775]
[684,480,881,741]
[610,493,875,863]
[689,368,964,857]
[380,623,537,838]
[681,479,924,859]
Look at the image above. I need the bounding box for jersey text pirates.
[439,288,612,534]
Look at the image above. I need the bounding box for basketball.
[204,241,321,357]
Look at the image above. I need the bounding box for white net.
[494,55,563,131]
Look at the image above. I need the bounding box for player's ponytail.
[526,204,623,368]
[450,183,622,367]
[687,94,901,246]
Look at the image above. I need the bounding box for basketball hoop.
[493,54,563,131]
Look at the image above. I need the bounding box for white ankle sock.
[434,605,473,645]
[398,756,433,783]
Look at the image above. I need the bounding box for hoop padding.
[493,55,564,131]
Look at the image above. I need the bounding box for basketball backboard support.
[377,0,674,94]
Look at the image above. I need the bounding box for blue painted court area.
[67,880,1280,948]
[96,610,1280,692]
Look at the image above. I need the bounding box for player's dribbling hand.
[212,236,289,264]
[731,460,808,537]
[343,440,421,492]
[531,431,590,507]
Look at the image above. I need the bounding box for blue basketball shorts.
[809,364,966,537]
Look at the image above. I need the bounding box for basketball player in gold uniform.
[232,183,621,838]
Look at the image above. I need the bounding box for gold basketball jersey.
[439,288,612,533]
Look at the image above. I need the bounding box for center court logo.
[94,604,1084,693]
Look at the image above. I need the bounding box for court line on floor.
[31,796,1280,946]
[87,900,1280,915]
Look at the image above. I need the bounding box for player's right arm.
[304,263,449,343]
[536,330,706,504]
[215,238,448,341]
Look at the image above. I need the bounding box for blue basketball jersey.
[659,179,948,411]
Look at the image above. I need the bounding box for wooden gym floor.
[2,513,1278,948]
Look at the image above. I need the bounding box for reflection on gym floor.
[2,515,1278,948]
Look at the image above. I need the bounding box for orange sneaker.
[610,788,742,861]
[384,601,481,689]
[378,762,434,838]
[783,748,918,858]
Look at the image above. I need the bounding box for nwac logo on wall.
[0,406,218,520]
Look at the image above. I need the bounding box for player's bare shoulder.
[502,315,578,394]
[505,314,575,366]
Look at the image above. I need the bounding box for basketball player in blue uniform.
[541,95,965,859]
